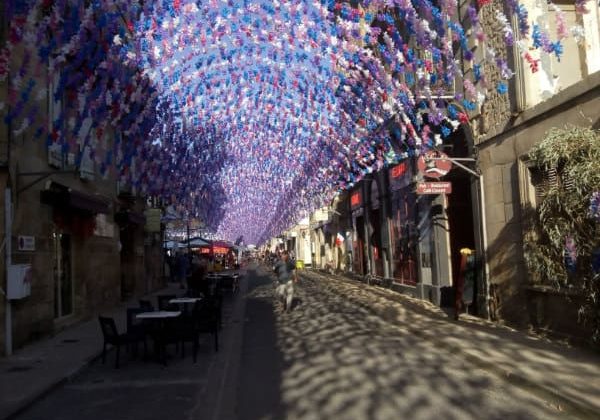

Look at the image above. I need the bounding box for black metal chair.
[139,299,154,312]
[157,294,177,311]
[195,300,219,352]
[174,308,201,363]
[151,321,177,365]
[126,308,148,359]
[98,316,138,368]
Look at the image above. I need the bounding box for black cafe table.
[168,298,202,305]
[135,311,181,364]
[169,298,202,316]
[136,310,181,320]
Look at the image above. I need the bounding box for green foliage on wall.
[523,126,600,341]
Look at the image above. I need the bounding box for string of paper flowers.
[0,0,592,244]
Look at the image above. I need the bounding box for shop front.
[350,187,367,275]
[388,161,418,286]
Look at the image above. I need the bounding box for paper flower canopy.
[1,0,592,244]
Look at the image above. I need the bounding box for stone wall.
[478,73,600,332]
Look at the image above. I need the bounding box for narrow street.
[14,263,569,420]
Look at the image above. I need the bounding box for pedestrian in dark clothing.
[176,252,189,289]
[274,250,297,312]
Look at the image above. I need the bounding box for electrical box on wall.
[7,264,32,300]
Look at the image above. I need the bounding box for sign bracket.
[427,157,479,177]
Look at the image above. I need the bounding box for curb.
[304,271,600,419]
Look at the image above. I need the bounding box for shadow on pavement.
[237,268,284,420]
[237,267,565,420]
[301,270,599,419]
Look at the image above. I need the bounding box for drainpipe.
[478,174,492,320]
[5,188,12,356]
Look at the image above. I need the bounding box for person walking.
[176,251,189,289]
[274,250,297,312]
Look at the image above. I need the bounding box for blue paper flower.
[496,82,508,94]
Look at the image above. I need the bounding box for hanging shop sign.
[79,145,95,181]
[389,161,412,191]
[144,208,162,232]
[213,246,229,254]
[313,208,331,222]
[350,190,362,209]
[417,182,452,195]
[417,151,453,179]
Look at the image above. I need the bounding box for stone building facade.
[0,7,160,356]
[302,2,600,343]
[468,1,600,339]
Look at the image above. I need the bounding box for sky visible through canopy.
[1,0,592,244]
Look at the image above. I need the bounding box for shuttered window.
[529,163,575,207]
[529,166,558,207]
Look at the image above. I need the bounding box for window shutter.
[530,166,558,206]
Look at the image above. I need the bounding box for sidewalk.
[303,270,600,419]
[0,283,181,420]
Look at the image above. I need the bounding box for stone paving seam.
[299,270,600,420]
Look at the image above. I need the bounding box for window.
[521,1,600,106]
[528,161,575,208]
[529,165,558,208]
[546,1,588,91]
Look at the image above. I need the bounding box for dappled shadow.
[238,268,285,420]
[239,266,565,420]
[300,270,600,418]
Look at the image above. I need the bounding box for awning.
[41,182,110,214]
[114,210,146,226]
[189,238,210,247]
[164,241,181,249]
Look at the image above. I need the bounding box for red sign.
[200,248,211,254]
[213,246,229,254]
[417,151,452,179]
[390,162,407,178]
[417,182,452,195]
[350,191,361,207]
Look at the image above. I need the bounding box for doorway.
[445,131,477,313]
[53,232,73,318]
[369,208,383,276]
[354,215,366,275]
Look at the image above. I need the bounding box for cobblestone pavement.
[12,265,593,420]
[238,266,568,420]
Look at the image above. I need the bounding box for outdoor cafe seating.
[99,289,220,368]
